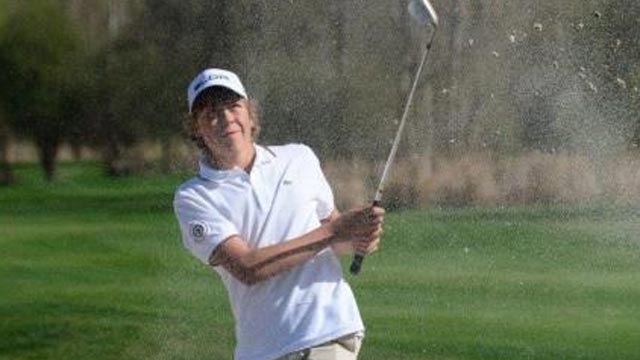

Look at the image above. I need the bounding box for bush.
[323,151,639,209]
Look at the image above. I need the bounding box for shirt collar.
[198,144,275,182]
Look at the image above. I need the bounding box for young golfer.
[173,68,384,360]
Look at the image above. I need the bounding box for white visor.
[187,68,247,113]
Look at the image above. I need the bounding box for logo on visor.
[190,222,206,241]
[193,74,231,92]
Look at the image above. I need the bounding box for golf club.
[350,0,439,275]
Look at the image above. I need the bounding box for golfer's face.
[196,96,254,154]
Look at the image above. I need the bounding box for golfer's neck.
[209,145,256,173]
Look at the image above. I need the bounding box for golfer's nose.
[218,108,235,126]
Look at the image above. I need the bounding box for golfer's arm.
[209,224,336,285]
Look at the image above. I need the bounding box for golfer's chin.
[216,134,252,151]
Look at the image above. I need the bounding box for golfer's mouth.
[224,130,241,137]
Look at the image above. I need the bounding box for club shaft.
[350,28,436,276]
[374,41,433,203]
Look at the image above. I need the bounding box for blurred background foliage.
[0,0,638,205]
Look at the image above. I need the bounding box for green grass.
[2,162,640,359]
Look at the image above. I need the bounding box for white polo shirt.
[173,144,364,360]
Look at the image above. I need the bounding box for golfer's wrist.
[323,221,336,239]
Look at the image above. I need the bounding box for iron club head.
[408,0,439,27]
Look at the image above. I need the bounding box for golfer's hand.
[330,206,384,251]
[354,235,381,255]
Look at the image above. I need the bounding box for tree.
[579,0,640,152]
[82,0,237,175]
[0,1,14,184]
[0,109,13,185]
[0,0,84,181]
[85,38,158,176]
[136,0,233,172]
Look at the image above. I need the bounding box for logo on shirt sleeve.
[189,221,206,242]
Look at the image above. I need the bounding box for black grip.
[349,200,381,276]
[349,254,365,275]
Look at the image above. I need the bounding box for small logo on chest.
[283,179,293,185]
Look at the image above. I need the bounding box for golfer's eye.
[199,110,218,125]
[225,102,242,113]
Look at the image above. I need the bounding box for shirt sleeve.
[304,146,335,220]
[173,190,239,264]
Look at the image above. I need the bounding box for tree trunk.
[0,111,15,184]
[160,136,176,174]
[0,131,14,185]
[103,136,123,177]
[37,137,60,182]
[632,120,640,150]
[70,141,83,160]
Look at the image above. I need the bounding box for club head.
[408,0,439,28]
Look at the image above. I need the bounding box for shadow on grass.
[4,192,173,217]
